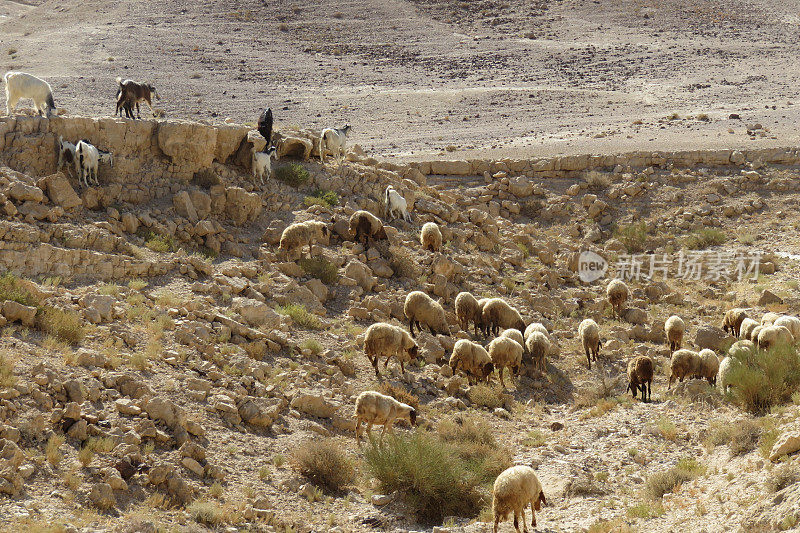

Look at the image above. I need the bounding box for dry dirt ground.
[3,0,800,160]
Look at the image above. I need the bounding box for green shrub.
[614,222,649,253]
[363,432,488,522]
[299,339,323,355]
[275,163,310,187]
[187,499,225,526]
[0,272,39,306]
[645,457,704,499]
[304,189,339,208]
[684,228,727,250]
[291,438,355,492]
[276,303,322,330]
[727,344,800,414]
[144,232,176,253]
[437,415,512,479]
[37,306,85,345]
[298,257,338,284]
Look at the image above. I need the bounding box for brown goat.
[116,77,159,119]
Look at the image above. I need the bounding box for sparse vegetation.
[304,189,339,208]
[298,257,338,284]
[143,232,176,253]
[467,383,505,409]
[766,465,800,492]
[275,163,311,187]
[613,222,649,253]
[276,303,323,330]
[45,434,65,467]
[187,499,226,526]
[644,457,705,499]
[299,339,323,355]
[704,419,761,456]
[37,307,85,345]
[378,382,420,411]
[727,344,800,414]
[291,438,355,493]
[684,228,727,250]
[0,272,39,306]
[0,351,16,388]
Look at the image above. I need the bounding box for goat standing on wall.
[319,124,351,165]
[258,108,273,144]
[116,77,159,119]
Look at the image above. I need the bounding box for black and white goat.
[76,140,113,188]
[319,124,351,164]
[57,136,78,177]
[116,77,159,119]
[252,145,277,184]
[4,71,56,118]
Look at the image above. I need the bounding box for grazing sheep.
[524,331,550,375]
[717,356,737,393]
[774,315,800,340]
[257,107,273,143]
[481,298,525,337]
[4,71,56,117]
[278,220,329,260]
[348,210,388,246]
[739,318,759,342]
[474,297,491,337]
[728,339,756,359]
[492,465,546,533]
[488,336,523,388]
[524,322,548,342]
[384,185,411,222]
[76,140,113,188]
[449,339,494,385]
[404,291,450,338]
[668,349,701,388]
[57,135,77,177]
[757,325,794,350]
[501,328,524,347]
[761,312,781,326]
[749,325,764,343]
[455,291,482,336]
[420,221,443,252]
[115,77,159,119]
[354,390,417,444]
[363,322,419,377]
[626,355,653,402]
[319,123,351,164]
[251,146,277,184]
[578,318,602,370]
[606,279,629,319]
[665,315,685,352]
[722,308,748,337]
[697,349,720,386]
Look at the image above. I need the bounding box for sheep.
[728,339,756,359]
[524,331,550,375]
[4,71,56,117]
[524,322,548,341]
[606,279,629,319]
[722,308,748,337]
[251,146,277,184]
[474,297,491,337]
[626,355,653,402]
[115,77,159,119]
[278,220,329,260]
[492,464,546,533]
[717,356,736,393]
[257,107,273,144]
[363,322,419,377]
[348,210,387,246]
[449,339,494,385]
[57,135,77,177]
[664,315,685,352]
[488,336,523,388]
[319,123,351,164]
[384,185,411,222]
[761,312,781,326]
[76,140,113,188]
[757,325,794,350]
[420,221,442,252]
[455,291,482,336]
[668,349,701,388]
[354,390,416,444]
[481,298,525,337]
[774,315,800,340]
[578,318,602,370]
[404,290,450,338]
[697,349,720,386]
[501,328,524,347]
[749,325,764,343]
[739,317,759,342]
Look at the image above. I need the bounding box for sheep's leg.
[366,422,373,442]
[647,380,652,402]
[408,319,416,338]
[520,506,528,533]
[513,510,520,533]
[384,354,391,368]
[499,367,506,388]
[400,360,405,374]
[135,101,141,119]
[355,419,361,442]
[529,500,538,527]
[493,515,500,533]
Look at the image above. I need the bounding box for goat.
[319,124,351,164]
[258,108,273,144]
[57,136,78,177]
[116,77,159,119]
[76,140,113,188]
[384,185,411,222]
[4,71,56,117]
[252,146,277,184]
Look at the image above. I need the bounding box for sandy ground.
[2,0,800,161]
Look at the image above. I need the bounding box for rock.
[2,300,36,326]
[144,397,186,429]
[622,307,648,325]
[277,136,314,160]
[550,421,564,431]
[694,325,734,351]
[758,290,783,306]
[430,160,471,176]
[66,419,88,440]
[730,151,746,165]
[225,187,261,226]
[76,348,105,367]
[345,260,376,291]
[79,294,115,323]
[115,398,142,416]
[101,467,128,491]
[173,191,198,223]
[769,431,800,461]
[290,392,337,418]
[232,297,281,328]
[89,483,115,509]
[371,493,394,506]
[8,181,44,203]
[63,380,85,403]
[121,212,139,233]
[44,174,82,210]
[158,121,217,174]
[179,441,206,462]
[181,457,205,477]
[148,464,175,485]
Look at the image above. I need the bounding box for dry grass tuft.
[291,438,356,493]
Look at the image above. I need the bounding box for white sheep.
[488,336,523,388]
[420,221,443,252]
[749,325,764,343]
[664,315,685,352]
[717,356,736,393]
[57,135,77,177]
[481,298,525,337]
[278,220,330,260]
[251,146,277,184]
[761,312,781,326]
[697,348,720,386]
[501,328,524,347]
[774,315,800,340]
[722,308,748,338]
[4,71,56,117]
[523,322,548,342]
[384,185,411,222]
[76,140,113,188]
[492,464,546,533]
[739,317,759,342]
[363,322,419,376]
[319,124,351,164]
[524,331,549,375]
[455,291,482,336]
[757,325,794,350]
[578,318,602,370]
[404,290,450,338]
[606,279,629,319]
[354,390,417,444]
[449,339,494,385]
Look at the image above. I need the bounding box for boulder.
[232,297,281,328]
[694,325,734,351]
[79,293,115,323]
[44,174,82,210]
[173,191,198,223]
[2,300,36,326]
[225,187,261,226]
[8,181,44,203]
[758,290,783,306]
[157,121,217,174]
[345,260,375,291]
[89,483,116,509]
[277,136,313,160]
[769,431,800,461]
[144,397,186,429]
[290,392,337,418]
[622,307,648,325]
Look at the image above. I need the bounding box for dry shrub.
[298,257,338,284]
[378,382,419,411]
[389,246,418,279]
[705,419,761,456]
[645,457,705,499]
[291,438,355,493]
[37,307,85,345]
[437,414,512,479]
[0,272,39,306]
[467,383,505,409]
[766,465,800,493]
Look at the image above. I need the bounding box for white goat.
[76,140,113,188]
[57,135,78,177]
[4,71,56,118]
[319,124,351,164]
[384,185,411,222]
[252,146,277,184]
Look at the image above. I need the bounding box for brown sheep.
[722,308,748,338]
[668,349,701,388]
[481,298,525,337]
[348,210,387,246]
[626,356,653,402]
[606,279,629,319]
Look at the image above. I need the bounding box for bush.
[275,163,310,187]
[187,499,225,526]
[37,306,85,345]
[467,383,505,409]
[704,419,761,456]
[378,382,420,411]
[0,272,39,306]
[304,189,339,208]
[363,432,488,522]
[144,232,176,253]
[389,246,419,279]
[276,303,322,330]
[766,465,800,492]
[614,222,649,253]
[727,344,800,414]
[299,339,323,355]
[437,415,512,479]
[0,352,16,388]
[644,457,705,499]
[291,438,355,492]
[684,228,727,250]
[298,257,338,284]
